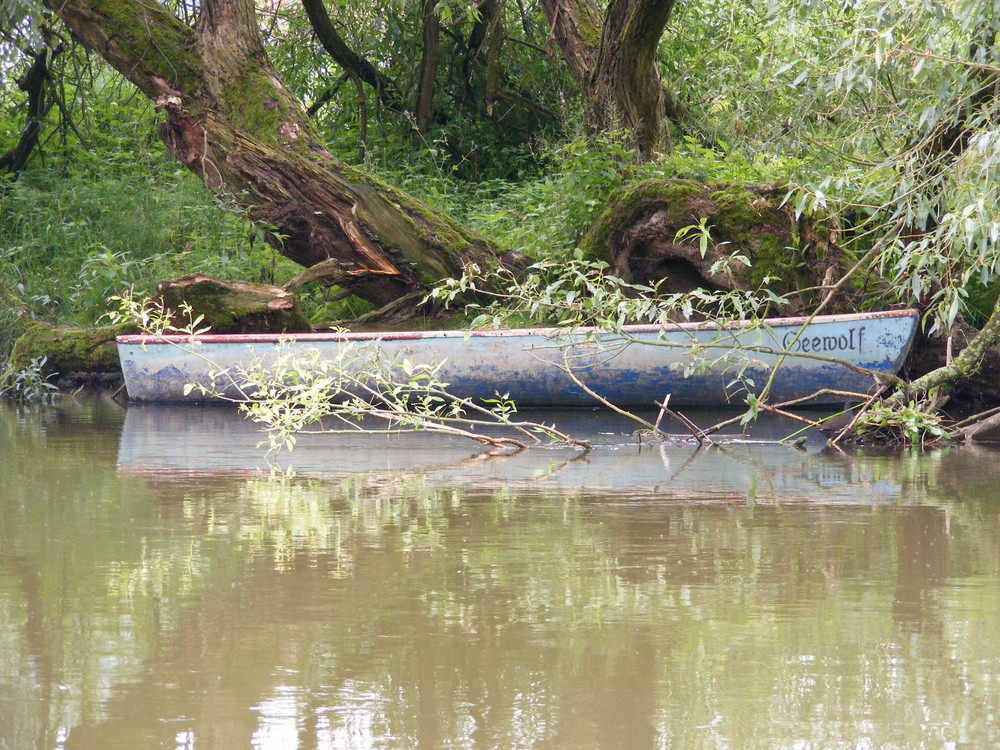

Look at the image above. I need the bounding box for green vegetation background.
[3,0,1000,363]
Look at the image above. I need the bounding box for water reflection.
[117,405,904,504]
[2,400,1000,749]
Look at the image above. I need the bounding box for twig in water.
[551,349,663,436]
[657,401,716,446]
[953,410,1000,443]
[951,404,1000,430]
[702,388,872,437]
[757,403,824,429]
[653,393,670,434]
[830,386,887,446]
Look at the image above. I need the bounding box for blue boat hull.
[116,310,918,407]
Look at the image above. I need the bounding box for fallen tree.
[155,275,311,334]
[42,0,500,307]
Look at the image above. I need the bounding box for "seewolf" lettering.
[781,326,865,353]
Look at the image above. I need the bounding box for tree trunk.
[586,0,673,157]
[0,43,62,182]
[156,274,311,333]
[416,0,441,134]
[580,179,847,311]
[43,0,500,307]
[10,321,128,377]
[540,0,674,157]
[539,0,601,84]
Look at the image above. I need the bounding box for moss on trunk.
[581,179,847,309]
[156,274,312,333]
[10,321,133,375]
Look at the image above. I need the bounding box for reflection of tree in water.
[853,446,1000,736]
[7,404,1000,747]
[893,505,949,630]
[64,481,1000,745]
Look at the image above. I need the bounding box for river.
[2,396,1000,749]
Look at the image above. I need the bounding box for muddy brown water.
[3,397,1000,749]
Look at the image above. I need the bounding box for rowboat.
[115,309,918,407]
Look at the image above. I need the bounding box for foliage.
[0,166,293,323]
[661,0,811,154]
[852,402,949,447]
[0,356,58,403]
[965,278,1000,328]
[431,256,788,330]
[461,133,805,264]
[258,0,572,181]
[188,343,590,455]
[104,288,210,338]
[767,0,1000,331]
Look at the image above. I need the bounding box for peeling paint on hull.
[116,310,919,407]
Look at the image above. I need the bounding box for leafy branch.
[188,343,591,455]
[431,256,787,331]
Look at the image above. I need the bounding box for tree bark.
[540,0,674,157]
[580,179,847,311]
[587,0,673,157]
[416,0,441,134]
[301,0,407,116]
[0,43,62,181]
[43,0,499,307]
[9,321,128,376]
[539,0,601,85]
[156,274,311,333]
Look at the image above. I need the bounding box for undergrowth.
[0,356,58,403]
[0,131,806,361]
[366,131,806,264]
[0,167,299,323]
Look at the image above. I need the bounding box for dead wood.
[156,274,312,333]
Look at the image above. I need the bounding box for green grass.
[0,165,303,347]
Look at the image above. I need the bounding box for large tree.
[41,0,500,307]
[540,0,680,157]
[39,0,697,307]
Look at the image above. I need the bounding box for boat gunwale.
[116,309,920,347]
